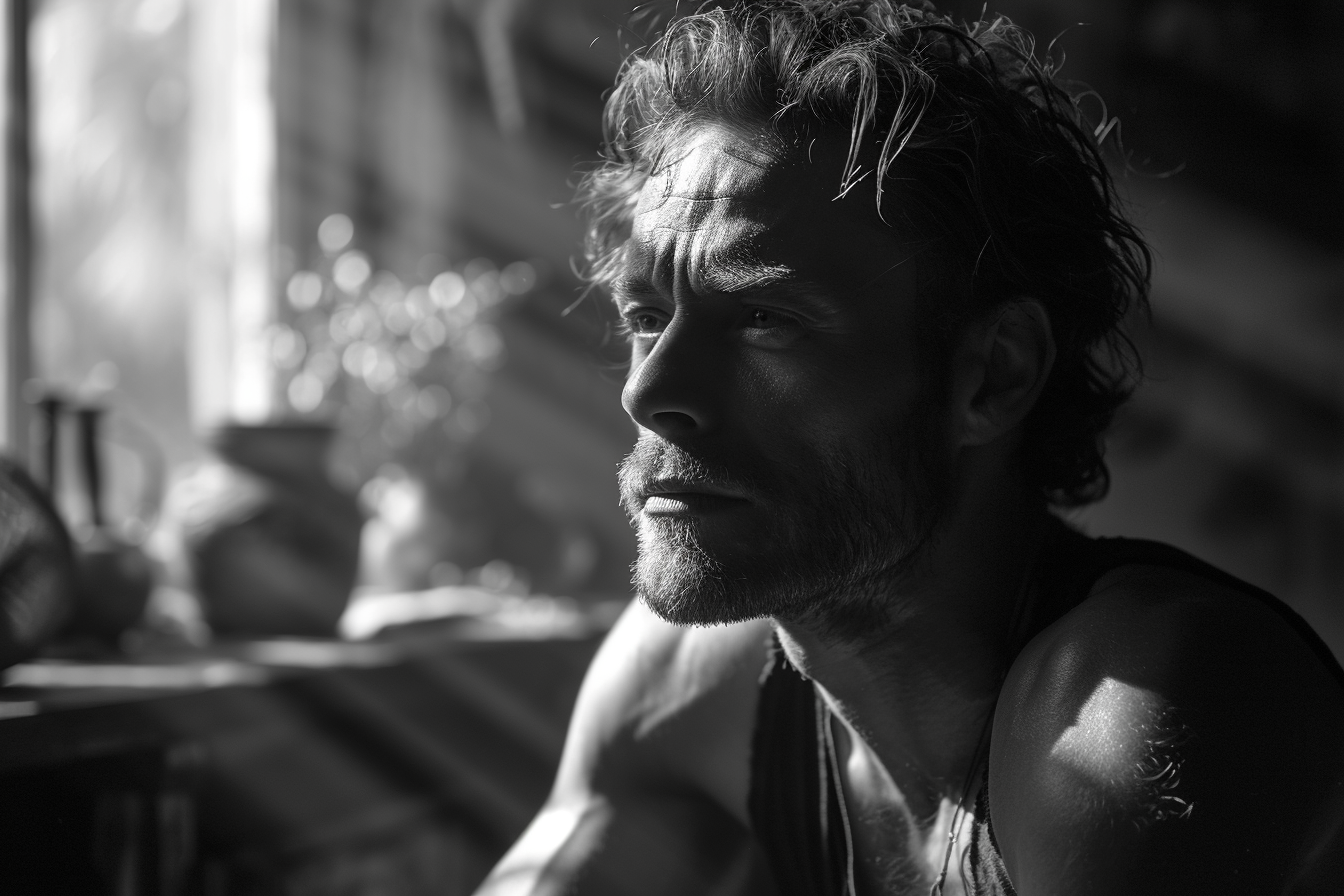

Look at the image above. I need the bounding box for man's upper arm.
[990,565,1344,895]
[475,600,773,896]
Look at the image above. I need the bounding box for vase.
[68,404,156,644]
[169,422,362,638]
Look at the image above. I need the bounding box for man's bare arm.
[474,601,775,896]
[991,565,1344,895]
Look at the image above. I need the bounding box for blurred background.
[0,0,1339,893]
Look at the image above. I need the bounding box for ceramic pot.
[172,422,362,638]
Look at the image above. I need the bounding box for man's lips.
[639,480,750,514]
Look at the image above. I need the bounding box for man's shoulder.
[989,556,1344,892]
[581,599,773,731]
[555,600,773,821]
[1004,555,1344,725]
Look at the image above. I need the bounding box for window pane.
[31,0,192,526]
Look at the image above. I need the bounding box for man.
[477,2,1344,893]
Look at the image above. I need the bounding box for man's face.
[614,124,956,633]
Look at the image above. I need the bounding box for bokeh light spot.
[363,347,399,393]
[500,260,536,295]
[410,316,447,352]
[333,251,372,294]
[368,271,404,306]
[318,213,354,254]
[288,371,324,413]
[287,270,323,310]
[383,301,415,336]
[343,342,368,378]
[429,271,465,309]
[269,325,306,369]
[307,350,339,385]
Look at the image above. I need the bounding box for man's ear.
[952,300,1056,447]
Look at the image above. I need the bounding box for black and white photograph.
[0,1,1340,893]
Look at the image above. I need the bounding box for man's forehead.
[634,126,797,227]
[619,126,800,294]
[623,124,920,298]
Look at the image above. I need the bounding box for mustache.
[617,437,759,507]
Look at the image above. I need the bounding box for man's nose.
[621,321,719,438]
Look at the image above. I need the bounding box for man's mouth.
[640,479,750,515]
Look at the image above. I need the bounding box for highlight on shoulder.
[987,563,1344,893]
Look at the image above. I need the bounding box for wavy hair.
[578,0,1152,507]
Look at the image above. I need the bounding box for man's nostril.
[649,410,699,435]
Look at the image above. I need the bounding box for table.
[0,615,608,896]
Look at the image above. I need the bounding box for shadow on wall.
[275,0,1343,649]
[927,0,1344,660]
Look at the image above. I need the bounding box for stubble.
[617,403,950,640]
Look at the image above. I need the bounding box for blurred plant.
[265,216,600,599]
[269,213,537,481]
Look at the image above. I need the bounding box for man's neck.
[772,475,1052,805]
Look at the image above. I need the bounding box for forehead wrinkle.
[627,125,919,303]
[650,122,781,178]
[631,199,776,301]
[639,130,788,219]
[623,212,793,302]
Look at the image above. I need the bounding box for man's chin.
[635,581,778,628]
[631,539,803,627]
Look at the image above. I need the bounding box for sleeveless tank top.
[747,519,1344,896]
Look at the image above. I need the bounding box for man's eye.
[746,308,794,330]
[621,310,667,335]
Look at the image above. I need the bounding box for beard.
[617,400,953,639]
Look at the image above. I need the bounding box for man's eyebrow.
[608,277,660,304]
[611,260,839,314]
[610,263,801,304]
[699,259,796,294]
